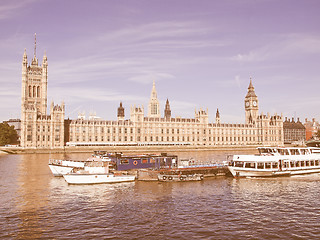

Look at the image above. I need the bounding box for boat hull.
[228,166,320,177]
[49,164,74,177]
[289,167,320,176]
[48,160,87,177]
[63,174,136,184]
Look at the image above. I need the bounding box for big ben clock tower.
[245,78,259,124]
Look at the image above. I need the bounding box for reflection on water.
[16,154,51,239]
[0,152,320,239]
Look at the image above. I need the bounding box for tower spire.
[34,33,37,58]
[148,80,160,118]
[216,108,221,124]
[164,98,171,119]
[246,77,257,97]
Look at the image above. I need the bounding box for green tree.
[0,122,18,146]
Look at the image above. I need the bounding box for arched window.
[33,86,36,98]
[37,86,40,97]
[28,86,32,97]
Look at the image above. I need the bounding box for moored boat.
[49,159,86,176]
[62,161,135,184]
[63,173,136,185]
[111,152,178,171]
[49,152,178,177]
[228,147,320,177]
[48,151,114,176]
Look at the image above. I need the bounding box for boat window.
[142,158,148,164]
[306,161,310,167]
[290,161,295,168]
[265,163,271,169]
[300,149,306,155]
[120,159,129,165]
[259,148,266,154]
[257,163,264,169]
[272,162,278,168]
[311,161,315,166]
[278,149,289,155]
[235,161,244,167]
[289,149,299,155]
[301,161,305,167]
[150,158,156,164]
[315,160,319,166]
[259,148,272,155]
[296,161,300,167]
[245,162,256,168]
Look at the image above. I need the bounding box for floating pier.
[137,164,230,181]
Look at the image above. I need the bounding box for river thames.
[1,151,320,239]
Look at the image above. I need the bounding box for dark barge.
[137,164,230,181]
[93,151,178,171]
[93,151,230,181]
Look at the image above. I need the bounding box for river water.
[1,151,320,239]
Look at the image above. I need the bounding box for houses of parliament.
[20,37,284,149]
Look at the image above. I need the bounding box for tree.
[316,129,320,139]
[0,122,18,146]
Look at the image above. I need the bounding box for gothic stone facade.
[67,80,284,147]
[20,39,283,149]
[20,42,65,148]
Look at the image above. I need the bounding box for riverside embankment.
[0,145,259,154]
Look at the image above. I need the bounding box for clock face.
[253,101,257,106]
[245,101,250,107]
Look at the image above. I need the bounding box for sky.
[1,0,320,123]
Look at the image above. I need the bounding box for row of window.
[236,160,320,169]
[28,85,40,98]
[69,135,261,143]
[70,126,271,135]
[27,135,60,142]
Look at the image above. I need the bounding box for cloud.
[168,100,197,118]
[98,20,212,44]
[37,19,232,90]
[0,0,37,20]
[231,48,269,62]
[49,86,147,104]
[284,34,320,54]
[128,72,175,84]
[231,33,320,63]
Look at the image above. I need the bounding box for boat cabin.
[258,147,312,156]
[97,152,178,171]
[231,147,320,171]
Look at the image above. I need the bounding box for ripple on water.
[1,154,320,239]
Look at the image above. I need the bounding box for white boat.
[48,152,113,176]
[228,147,320,177]
[63,173,136,185]
[62,161,135,184]
[49,159,86,176]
